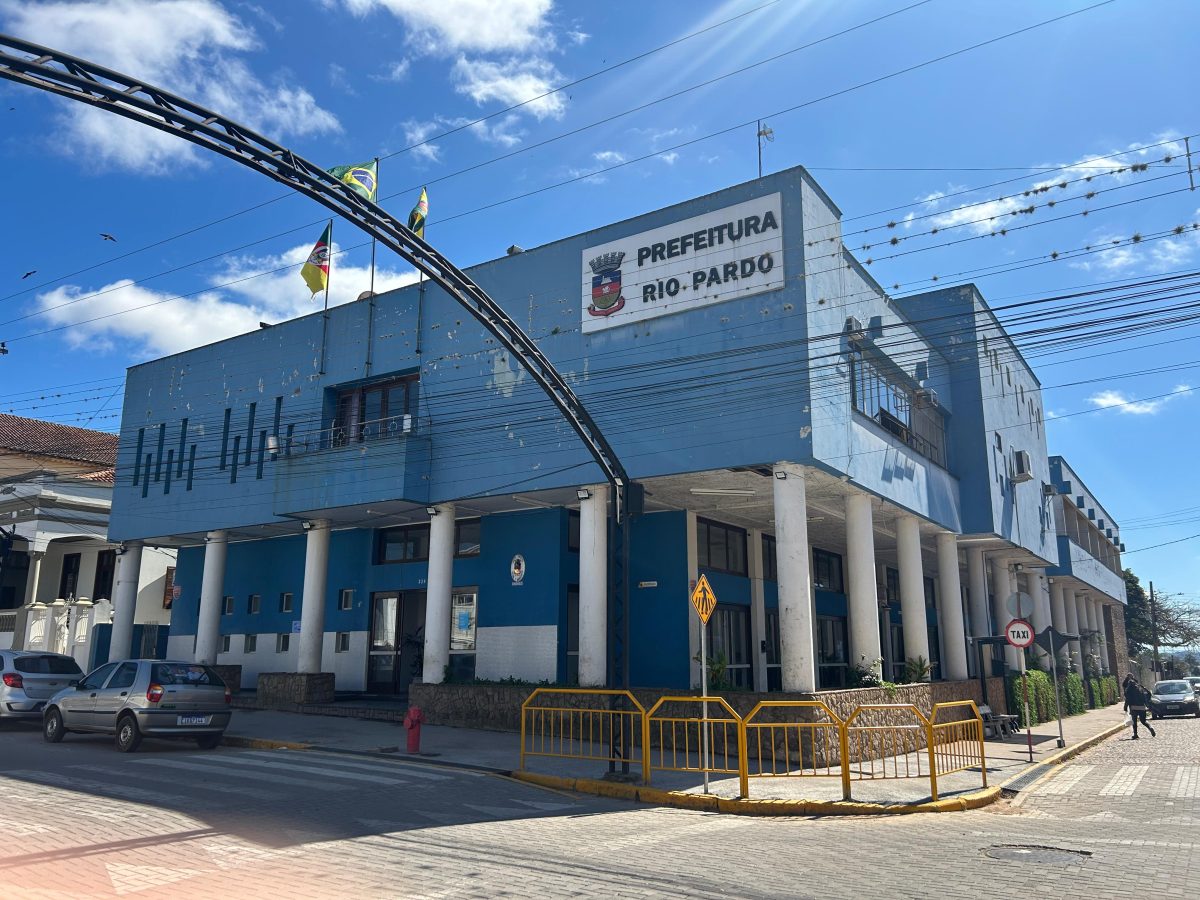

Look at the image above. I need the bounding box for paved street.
[2,715,1198,899]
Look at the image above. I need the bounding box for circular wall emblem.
[510,554,526,585]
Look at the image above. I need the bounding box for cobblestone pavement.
[2,716,1197,899]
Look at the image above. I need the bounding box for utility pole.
[756,120,773,178]
[1149,580,1161,679]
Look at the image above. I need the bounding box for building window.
[220,635,230,654]
[812,548,844,593]
[885,568,900,608]
[817,616,849,689]
[375,524,430,563]
[279,592,293,613]
[850,350,946,467]
[455,519,481,557]
[222,595,234,615]
[339,589,354,611]
[762,534,777,581]
[697,518,748,576]
[335,632,350,653]
[243,634,257,653]
[248,594,261,615]
[706,604,753,689]
[448,589,478,681]
[276,633,290,653]
[566,586,579,685]
[331,376,417,448]
[923,576,937,608]
[568,511,580,552]
[93,550,117,601]
[59,553,81,599]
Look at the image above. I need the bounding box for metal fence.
[519,688,648,776]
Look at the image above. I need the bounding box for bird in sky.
[100,233,116,242]
[21,270,36,279]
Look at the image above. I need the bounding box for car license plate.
[1168,704,1180,710]
[178,715,209,726]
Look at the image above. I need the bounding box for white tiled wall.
[475,625,557,683]
[170,630,369,691]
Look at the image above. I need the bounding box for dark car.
[1149,680,1200,719]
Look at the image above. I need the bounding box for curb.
[219,735,510,775]
[510,771,1001,816]
[221,735,313,751]
[998,719,1127,793]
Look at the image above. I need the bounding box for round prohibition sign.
[1005,618,1035,649]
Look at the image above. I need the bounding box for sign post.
[1006,618,1035,762]
[1034,626,1072,749]
[690,574,717,794]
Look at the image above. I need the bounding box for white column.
[896,515,930,676]
[45,599,66,652]
[966,547,990,676]
[1095,600,1110,674]
[12,551,45,649]
[194,530,228,665]
[1050,580,1068,668]
[937,533,969,681]
[577,485,608,688]
[107,541,143,663]
[422,503,456,685]
[297,519,331,674]
[990,558,1019,670]
[748,528,769,693]
[685,511,701,688]
[1086,598,1105,674]
[1064,588,1082,672]
[1030,573,1052,666]
[845,492,881,677]
[1074,592,1092,673]
[775,463,815,692]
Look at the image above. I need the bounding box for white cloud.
[593,150,625,165]
[328,62,356,94]
[35,242,419,358]
[658,152,679,165]
[0,0,339,174]
[451,56,567,120]
[566,30,589,45]
[335,0,554,54]
[1070,217,1200,276]
[372,59,411,82]
[1087,384,1192,415]
[401,119,442,163]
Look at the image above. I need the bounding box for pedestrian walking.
[1123,673,1156,739]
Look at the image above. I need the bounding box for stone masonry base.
[256,672,336,708]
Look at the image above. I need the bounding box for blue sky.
[1,0,1198,599]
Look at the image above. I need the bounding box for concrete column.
[1050,580,1068,667]
[966,547,990,675]
[422,503,456,684]
[936,533,969,682]
[1074,592,1092,673]
[845,492,881,676]
[1064,589,1082,672]
[577,485,608,687]
[686,512,701,688]
[107,541,143,663]
[194,530,228,665]
[748,528,769,693]
[775,463,815,692]
[11,551,45,650]
[46,599,66,653]
[896,515,930,676]
[297,520,331,674]
[1087,598,1106,674]
[1030,573,1052,666]
[990,558,1019,670]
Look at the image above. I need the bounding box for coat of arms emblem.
[588,251,626,317]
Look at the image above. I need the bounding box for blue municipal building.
[107,166,1128,695]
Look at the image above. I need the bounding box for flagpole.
[415,193,426,357]
[365,158,379,376]
[319,217,332,376]
[369,157,378,296]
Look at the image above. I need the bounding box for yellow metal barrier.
[643,695,744,787]
[844,703,932,791]
[739,700,847,799]
[929,700,988,798]
[519,688,648,776]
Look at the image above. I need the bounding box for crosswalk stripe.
[206,754,413,785]
[6,769,190,804]
[238,750,453,781]
[73,764,278,801]
[1036,764,1094,795]
[1100,765,1149,796]
[1170,766,1200,799]
[130,757,343,790]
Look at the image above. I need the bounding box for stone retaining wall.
[256,672,336,708]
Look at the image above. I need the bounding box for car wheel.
[196,733,222,750]
[115,715,142,753]
[43,708,66,744]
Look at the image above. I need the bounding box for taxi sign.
[690,574,717,624]
[1005,618,1035,649]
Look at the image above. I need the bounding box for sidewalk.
[224,701,1129,810]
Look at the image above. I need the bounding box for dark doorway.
[367,591,426,695]
[59,553,81,600]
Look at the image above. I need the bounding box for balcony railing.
[287,414,426,456]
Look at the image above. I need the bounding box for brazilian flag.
[408,187,428,240]
[328,160,378,202]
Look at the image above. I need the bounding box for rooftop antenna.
[756,120,774,178]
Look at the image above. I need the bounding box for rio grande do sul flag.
[301,222,332,297]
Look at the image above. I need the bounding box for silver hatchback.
[43,659,232,752]
[1,650,83,719]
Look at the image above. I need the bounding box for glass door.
[707,604,752,689]
[367,591,426,694]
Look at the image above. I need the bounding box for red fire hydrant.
[403,705,425,754]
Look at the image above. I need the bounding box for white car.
[0,650,83,720]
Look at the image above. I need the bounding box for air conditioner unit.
[913,387,939,409]
[1041,483,1057,497]
[845,316,866,345]
[1011,449,1034,483]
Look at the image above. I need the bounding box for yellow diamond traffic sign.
[690,574,717,624]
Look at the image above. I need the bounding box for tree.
[1124,569,1200,659]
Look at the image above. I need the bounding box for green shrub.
[1006,670,1056,726]
[1086,675,1120,707]
[1058,674,1087,716]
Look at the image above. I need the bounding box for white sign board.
[1005,618,1035,649]
[581,193,784,333]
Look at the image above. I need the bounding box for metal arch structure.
[0,33,636,525]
